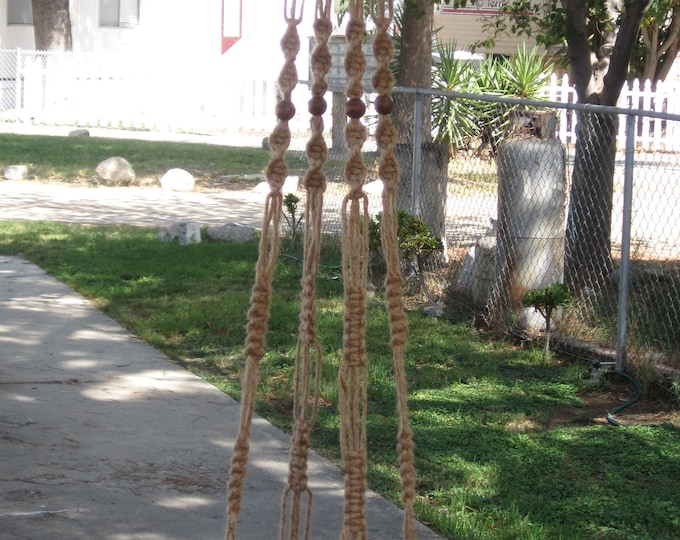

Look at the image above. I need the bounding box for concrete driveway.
[0,207,443,538]
[0,180,268,229]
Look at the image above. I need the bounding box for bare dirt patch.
[550,378,680,427]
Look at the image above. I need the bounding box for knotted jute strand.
[225,0,418,537]
[339,1,370,538]
[370,1,417,537]
[224,2,303,538]
[279,1,332,539]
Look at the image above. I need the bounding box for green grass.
[0,133,271,183]
[1,220,679,539]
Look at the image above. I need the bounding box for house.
[0,0,324,132]
[434,2,539,56]
[0,0,318,74]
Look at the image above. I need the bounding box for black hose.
[606,370,643,426]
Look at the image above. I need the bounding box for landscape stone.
[364,179,384,195]
[4,165,28,180]
[253,175,299,195]
[519,306,564,332]
[157,222,201,245]
[160,168,195,191]
[69,129,90,137]
[206,223,256,243]
[95,156,135,186]
[423,303,444,318]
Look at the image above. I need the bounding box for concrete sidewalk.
[0,256,442,540]
[0,180,268,229]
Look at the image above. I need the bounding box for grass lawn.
[0,132,272,185]
[1,218,679,540]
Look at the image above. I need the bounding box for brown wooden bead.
[308,95,327,116]
[374,94,394,115]
[275,100,296,121]
[345,97,366,119]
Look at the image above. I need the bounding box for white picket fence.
[542,73,680,151]
[0,48,678,151]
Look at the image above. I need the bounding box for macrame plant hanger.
[224,1,417,538]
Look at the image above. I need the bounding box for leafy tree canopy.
[446,0,677,84]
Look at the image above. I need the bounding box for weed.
[282,193,304,249]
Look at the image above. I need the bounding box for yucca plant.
[501,43,554,99]
[431,40,481,150]
[430,43,554,155]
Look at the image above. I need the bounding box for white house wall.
[0,1,318,74]
[0,0,34,49]
[434,7,539,56]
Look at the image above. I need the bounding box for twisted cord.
[279,1,332,539]
[225,2,302,539]
[339,1,370,538]
[371,1,417,538]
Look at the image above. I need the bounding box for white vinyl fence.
[0,48,679,150]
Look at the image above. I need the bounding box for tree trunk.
[564,111,618,292]
[393,0,433,144]
[32,0,72,51]
[561,0,649,294]
[392,0,448,254]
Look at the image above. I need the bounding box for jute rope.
[370,1,417,537]
[339,1,370,538]
[226,1,417,538]
[279,1,332,539]
[224,2,302,539]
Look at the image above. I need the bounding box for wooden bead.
[345,97,366,119]
[275,100,296,121]
[308,95,327,116]
[374,95,394,115]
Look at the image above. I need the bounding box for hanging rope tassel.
[225,2,303,539]
[279,1,333,539]
[339,1,370,538]
[226,1,418,538]
[370,1,418,537]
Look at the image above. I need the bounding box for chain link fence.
[281,86,680,371]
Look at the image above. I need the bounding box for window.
[7,0,33,25]
[100,0,139,28]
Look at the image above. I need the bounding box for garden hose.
[280,253,342,279]
[606,370,643,427]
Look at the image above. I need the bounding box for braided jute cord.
[279,1,332,539]
[339,1,370,538]
[224,2,303,539]
[370,1,418,537]
[226,0,417,537]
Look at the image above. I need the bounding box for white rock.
[4,165,28,180]
[95,156,135,185]
[364,179,384,195]
[423,303,445,317]
[207,223,255,242]
[253,181,270,194]
[253,176,299,195]
[160,168,195,191]
[282,175,299,194]
[519,306,564,332]
[157,222,201,245]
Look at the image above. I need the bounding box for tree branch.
[561,0,599,101]
[601,0,651,104]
